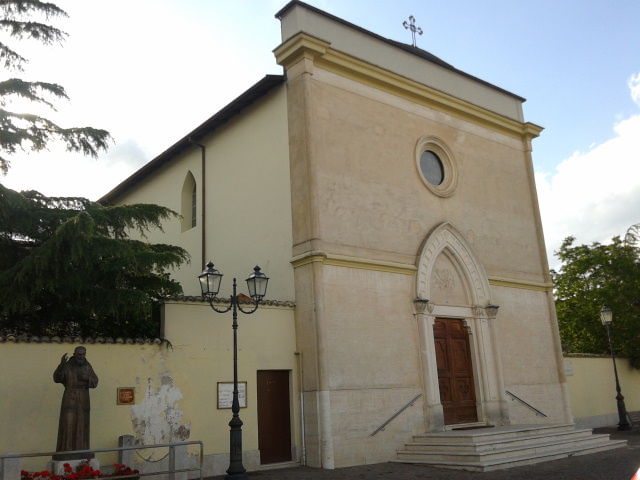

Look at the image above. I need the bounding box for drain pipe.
[189,138,206,268]
[295,351,306,465]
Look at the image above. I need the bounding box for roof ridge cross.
[403,15,423,47]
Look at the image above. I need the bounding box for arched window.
[191,184,197,228]
[181,172,197,232]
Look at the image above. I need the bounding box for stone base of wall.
[200,448,300,478]
[573,413,620,429]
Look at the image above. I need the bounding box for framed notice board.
[117,387,135,405]
[217,382,247,409]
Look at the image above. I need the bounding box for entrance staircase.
[395,424,627,472]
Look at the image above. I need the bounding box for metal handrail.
[371,393,423,436]
[0,440,204,480]
[505,390,547,417]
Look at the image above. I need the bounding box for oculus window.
[420,151,444,186]
[415,136,458,197]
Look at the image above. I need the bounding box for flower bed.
[21,461,139,480]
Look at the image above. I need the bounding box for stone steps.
[395,424,627,472]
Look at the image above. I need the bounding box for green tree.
[0,2,190,338]
[0,184,189,338]
[0,0,111,173]
[552,235,640,367]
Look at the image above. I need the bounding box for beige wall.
[4,338,636,475]
[293,263,424,467]
[276,4,568,468]
[491,285,570,424]
[0,300,299,477]
[565,355,640,428]
[112,86,295,303]
[285,65,546,281]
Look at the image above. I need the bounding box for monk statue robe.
[53,346,99,460]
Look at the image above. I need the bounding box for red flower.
[21,461,138,480]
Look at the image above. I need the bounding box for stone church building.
[98,1,619,474]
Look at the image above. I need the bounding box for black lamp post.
[600,305,631,431]
[199,261,269,480]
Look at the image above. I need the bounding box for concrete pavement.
[207,427,640,480]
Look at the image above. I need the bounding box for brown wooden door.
[433,318,478,425]
[257,370,292,464]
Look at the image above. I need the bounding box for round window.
[419,151,444,186]
[415,136,458,197]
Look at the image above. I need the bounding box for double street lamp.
[600,305,631,431]
[199,261,269,480]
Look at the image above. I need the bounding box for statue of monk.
[53,346,99,460]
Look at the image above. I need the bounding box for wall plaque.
[217,382,247,409]
[117,387,135,405]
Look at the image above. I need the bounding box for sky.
[2,0,639,270]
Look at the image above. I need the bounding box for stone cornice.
[274,32,329,68]
[488,276,553,292]
[274,32,543,141]
[291,250,417,275]
[291,250,553,292]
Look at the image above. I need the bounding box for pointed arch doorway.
[414,222,509,430]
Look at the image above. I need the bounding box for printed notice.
[217,382,247,409]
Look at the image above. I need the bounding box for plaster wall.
[565,355,640,428]
[111,86,294,303]
[289,67,545,282]
[292,262,425,468]
[0,300,299,478]
[279,16,566,467]
[318,266,424,466]
[490,285,571,424]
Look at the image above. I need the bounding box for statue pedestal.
[49,458,100,476]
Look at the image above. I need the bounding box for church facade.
[101,1,571,471]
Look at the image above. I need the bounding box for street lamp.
[600,305,631,431]
[198,261,269,479]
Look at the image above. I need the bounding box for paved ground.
[207,427,640,480]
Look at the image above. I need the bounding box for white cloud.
[629,73,640,107]
[536,75,640,270]
[3,143,139,200]
[0,0,280,200]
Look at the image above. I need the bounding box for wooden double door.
[433,318,478,425]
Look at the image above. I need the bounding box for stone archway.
[414,222,509,431]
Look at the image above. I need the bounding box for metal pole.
[605,322,631,431]
[226,278,247,479]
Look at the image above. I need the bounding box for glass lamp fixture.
[600,305,613,325]
[246,266,269,301]
[199,262,223,300]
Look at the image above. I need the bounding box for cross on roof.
[403,15,423,47]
